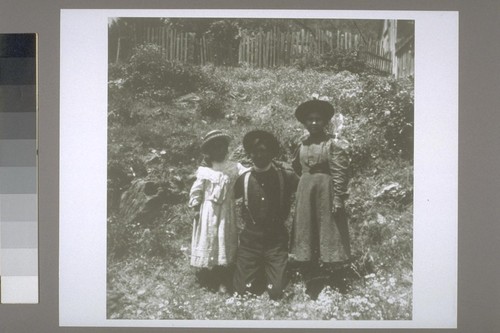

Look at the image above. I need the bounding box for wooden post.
[177,31,181,61]
[272,28,275,67]
[115,37,121,64]
[173,29,177,61]
[240,36,243,65]
[284,32,288,65]
[249,36,252,66]
[257,32,262,68]
[163,28,166,58]
[260,32,264,68]
[267,30,271,68]
[179,32,183,62]
[245,36,252,65]
[275,27,278,67]
[249,37,253,67]
[280,31,284,66]
[167,29,171,60]
[320,29,323,54]
[256,34,259,68]
[183,33,187,62]
[199,37,203,65]
[263,31,267,68]
[267,31,271,67]
[180,32,183,62]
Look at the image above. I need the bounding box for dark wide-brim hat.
[295,99,335,123]
[200,130,231,153]
[242,130,280,158]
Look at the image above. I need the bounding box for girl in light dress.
[188,130,247,292]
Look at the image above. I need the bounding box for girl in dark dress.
[290,100,351,299]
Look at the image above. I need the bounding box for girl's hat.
[242,130,280,158]
[201,130,231,152]
[295,99,335,123]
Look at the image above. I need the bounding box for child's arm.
[188,174,204,211]
[329,140,350,211]
[233,174,244,200]
[291,145,302,176]
[280,163,300,194]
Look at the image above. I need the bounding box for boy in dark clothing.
[233,130,299,300]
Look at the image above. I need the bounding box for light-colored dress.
[188,160,247,268]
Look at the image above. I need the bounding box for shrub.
[197,90,227,119]
[318,49,368,74]
[359,75,414,161]
[118,44,229,103]
[293,49,368,74]
[107,204,189,261]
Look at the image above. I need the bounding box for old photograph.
[59,9,457,328]
[106,17,415,320]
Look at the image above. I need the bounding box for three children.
[188,99,350,299]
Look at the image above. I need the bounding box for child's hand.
[192,205,201,220]
[331,202,343,215]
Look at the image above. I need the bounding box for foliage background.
[107,35,414,320]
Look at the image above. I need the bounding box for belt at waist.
[304,165,330,175]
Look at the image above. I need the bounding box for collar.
[252,163,272,173]
[211,157,229,169]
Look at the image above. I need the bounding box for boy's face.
[250,142,273,169]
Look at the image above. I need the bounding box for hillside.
[106,45,414,320]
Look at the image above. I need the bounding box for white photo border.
[60,9,458,328]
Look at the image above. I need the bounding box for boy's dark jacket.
[234,162,298,235]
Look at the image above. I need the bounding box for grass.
[107,64,413,320]
[107,257,412,320]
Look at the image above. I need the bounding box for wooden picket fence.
[238,28,392,73]
[238,28,343,67]
[129,26,396,74]
[360,39,393,74]
[136,26,198,63]
[395,35,414,79]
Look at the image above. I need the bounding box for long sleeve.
[188,177,204,208]
[291,145,302,176]
[234,174,244,200]
[328,139,350,208]
[284,166,299,194]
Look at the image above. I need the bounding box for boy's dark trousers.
[233,227,288,300]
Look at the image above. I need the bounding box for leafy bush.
[222,67,414,171]
[108,204,189,260]
[294,49,368,74]
[197,90,227,119]
[362,75,414,160]
[116,44,229,103]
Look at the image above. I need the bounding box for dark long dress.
[290,134,350,263]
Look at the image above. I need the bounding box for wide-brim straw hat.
[200,130,231,153]
[242,130,280,158]
[295,99,335,123]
